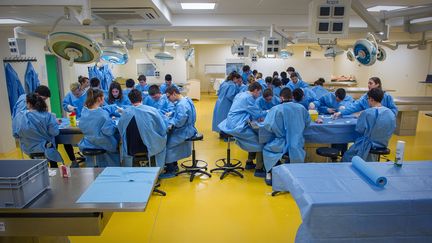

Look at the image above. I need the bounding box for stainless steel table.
[0,168,158,243]
[394,96,432,136]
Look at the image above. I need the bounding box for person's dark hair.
[35,85,51,98]
[128,89,143,104]
[280,87,292,101]
[273,71,279,77]
[314,78,325,86]
[367,88,384,103]
[165,74,172,81]
[252,69,258,76]
[231,73,241,80]
[263,89,273,99]
[126,79,135,88]
[242,65,250,72]
[90,77,100,88]
[280,71,287,79]
[148,84,161,96]
[85,88,104,107]
[272,78,282,87]
[290,72,298,78]
[78,76,89,85]
[108,81,123,104]
[248,82,262,92]
[335,88,346,100]
[293,88,304,102]
[166,86,180,95]
[138,75,146,81]
[287,66,295,72]
[26,93,47,112]
[369,77,382,89]
[265,76,273,84]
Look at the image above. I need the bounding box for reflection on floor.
[2,94,431,243]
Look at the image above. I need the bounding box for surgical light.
[279,49,293,59]
[155,51,174,60]
[101,46,128,65]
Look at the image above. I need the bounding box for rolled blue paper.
[352,156,387,187]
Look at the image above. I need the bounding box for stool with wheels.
[82,149,106,167]
[176,133,211,182]
[316,147,341,162]
[369,147,391,162]
[210,133,244,180]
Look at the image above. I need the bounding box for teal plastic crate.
[0,160,49,208]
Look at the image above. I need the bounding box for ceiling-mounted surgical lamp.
[279,49,293,59]
[154,38,174,60]
[324,46,344,58]
[353,33,379,66]
[100,26,129,65]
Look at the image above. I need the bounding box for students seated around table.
[317,88,354,115]
[255,88,280,111]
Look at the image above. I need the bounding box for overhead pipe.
[351,0,388,40]
[13,27,46,39]
[382,4,432,20]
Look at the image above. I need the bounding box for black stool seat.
[220,132,234,138]
[186,133,203,141]
[82,149,106,156]
[30,152,45,159]
[316,147,340,157]
[369,147,390,155]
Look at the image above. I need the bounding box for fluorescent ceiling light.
[0,18,29,24]
[181,3,216,10]
[367,6,406,12]
[410,17,432,24]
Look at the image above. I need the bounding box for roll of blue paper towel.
[352,156,387,187]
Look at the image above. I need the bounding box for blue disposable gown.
[272,86,282,97]
[255,96,280,111]
[288,71,303,82]
[238,84,248,93]
[166,97,197,163]
[104,95,132,108]
[12,94,27,118]
[160,83,180,94]
[218,92,266,152]
[5,63,25,114]
[88,64,114,91]
[241,70,252,85]
[13,110,63,162]
[287,79,309,91]
[62,91,87,118]
[122,88,133,98]
[212,80,239,132]
[341,92,398,116]
[117,104,168,167]
[311,85,329,100]
[257,79,267,90]
[317,93,354,114]
[342,107,396,162]
[135,84,149,99]
[262,102,311,171]
[78,107,120,167]
[293,88,317,110]
[143,94,173,114]
[24,62,40,93]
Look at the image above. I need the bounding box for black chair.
[29,152,46,159]
[81,149,106,167]
[369,147,391,162]
[126,116,166,196]
[210,133,244,180]
[176,133,211,182]
[316,147,340,162]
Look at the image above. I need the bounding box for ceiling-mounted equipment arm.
[113,27,133,49]
[351,0,389,40]
[271,24,295,44]
[66,0,91,25]
[13,27,46,39]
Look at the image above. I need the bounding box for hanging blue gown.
[262,102,311,171]
[218,92,266,152]
[78,107,120,167]
[12,110,63,162]
[317,92,354,114]
[342,107,396,162]
[117,104,168,167]
[341,92,398,116]
[165,97,197,163]
[5,63,25,114]
[24,62,40,93]
[212,80,239,132]
[12,94,27,118]
[88,64,114,91]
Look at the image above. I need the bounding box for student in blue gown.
[287,72,309,91]
[164,86,198,175]
[143,84,173,115]
[311,78,330,100]
[256,73,267,90]
[272,77,283,97]
[105,81,132,108]
[264,76,273,90]
[317,88,354,115]
[280,71,290,86]
[78,88,120,167]
[13,85,51,118]
[212,72,242,134]
[78,76,90,93]
[272,71,279,79]
[117,89,168,170]
[62,82,86,118]
[334,77,398,118]
[241,65,252,85]
[123,78,135,97]
[13,93,63,168]
[262,87,311,185]
[341,88,396,162]
[218,82,266,173]
[135,74,150,98]
[286,66,303,81]
[256,88,280,111]
[292,88,317,110]
[160,74,180,94]
[252,69,258,79]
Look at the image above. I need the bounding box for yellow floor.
[2,94,431,243]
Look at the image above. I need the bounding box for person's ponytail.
[85,88,104,107]
[26,93,48,112]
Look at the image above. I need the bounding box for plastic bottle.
[395,140,406,166]
[69,111,77,127]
